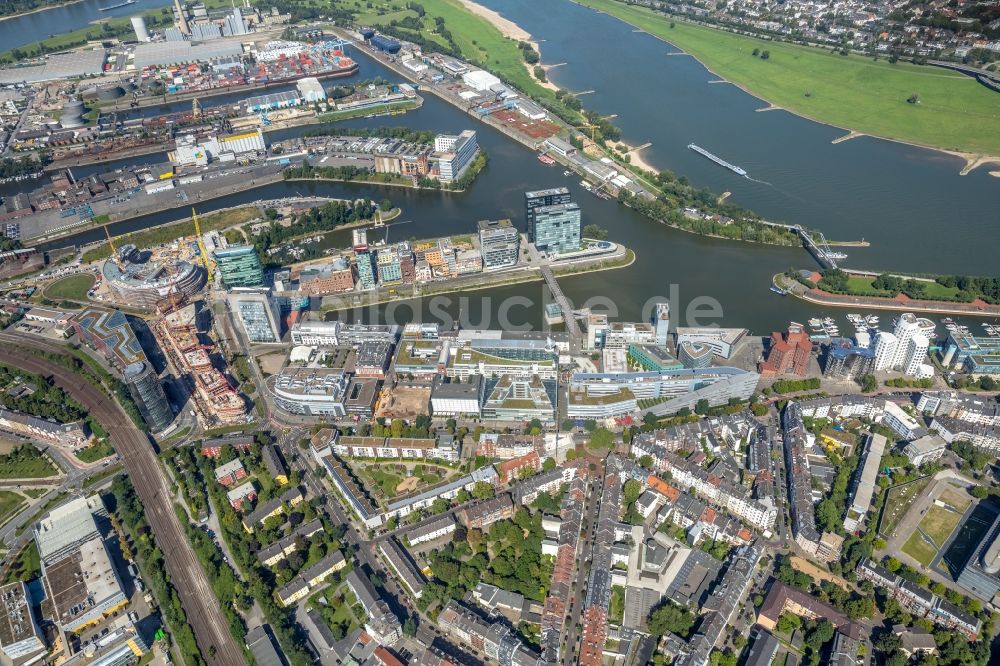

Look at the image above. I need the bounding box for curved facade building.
[678,341,713,369]
[124,361,172,432]
[103,246,205,309]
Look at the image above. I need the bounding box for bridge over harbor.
[541,266,583,355]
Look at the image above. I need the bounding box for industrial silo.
[131,15,150,42]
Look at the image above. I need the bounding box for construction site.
[154,301,250,429]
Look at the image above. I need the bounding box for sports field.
[574,0,1000,156]
[901,498,967,565]
[44,274,95,301]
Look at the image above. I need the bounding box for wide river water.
[0,0,171,51]
[26,1,1000,333]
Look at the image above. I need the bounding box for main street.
[0,337,245,666]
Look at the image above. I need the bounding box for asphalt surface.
[0,342,245,666]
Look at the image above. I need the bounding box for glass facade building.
[524,187,571,242]
[532,202,581,255]
[123,361,172,432]
[213,245,265,288]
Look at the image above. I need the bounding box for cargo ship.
[99,0,135,11]
[688,143,747,177]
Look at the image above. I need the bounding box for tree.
[542,457,556,472]
[971,485,989,499]
[760,50,771,60]
[776,612,801,634]
[471,481,495,500]
[639,455,654,468]
[861,374,878,393]
[647,601,695,638]
[403,617,418,637]
[907,93,919,104]
[695,399,710,415]
[885,557,901,572]
[623,479,643,505]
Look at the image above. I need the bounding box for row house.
[510,465,577,505]
[478,433,545,459]
[201,436,253,459]
[857,559,980,639]
[497,451,541,484]
[257,519,323,567]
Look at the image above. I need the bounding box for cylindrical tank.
[131,15,150,42]
[60,100,85,128]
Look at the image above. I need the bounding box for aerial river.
[0,0,170,52]
[30,6,1000,334]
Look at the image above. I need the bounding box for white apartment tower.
[890,313,922,369]
[873,332,898,371]
[903,333,929,376]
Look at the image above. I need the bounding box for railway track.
[0,338,245,665]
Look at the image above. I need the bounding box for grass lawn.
[353,0,558,106]
[574,0,1000,156]
[902,531,938,567]
[919,504,963,547]
[23,488,47,498]
[359,465,404,497]
[44,274,95,301]
[878,477,930,537]
[843,276,892,296]
[0,491,25,527]
[74,440,115,463]
[0,445,58,479]
[2,541,40,583]
[938,487,972,512]
[82,206,261,263]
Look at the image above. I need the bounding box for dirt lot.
[376,386,431,421]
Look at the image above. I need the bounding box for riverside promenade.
[776,273,1000,317]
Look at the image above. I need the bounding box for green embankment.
[574,0,1000,156]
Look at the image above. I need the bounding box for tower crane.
[191,208,213,277]
[103,224,120,266]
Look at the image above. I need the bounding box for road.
[0,341,245,666]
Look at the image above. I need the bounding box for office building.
[903,333,930,377]
[524,187,571,241]
[0,582,45,665]
[759,323,812,376]
[353,229,377,290]
[214,245,265,288]
[903,434,948,465]
[482,374,556,424]
[289,321,398,347]
[843,433,886,532]
[232,293,281,343]
[478,219,520,270]
[890,313,923,369]
[651,302,670,346]
[568,367,759,419]
[430,376,485,417]
[940,331,1000,375]
[296,259,355,295]
[434,130,479,182]
[823,338,876,380]
[0,408,87,447]
[675,327,748,360]
[271,368,350,417]
[124,360,172,432]
[873,331,898,371]
[629,343,683,372]
[531,202,581,255]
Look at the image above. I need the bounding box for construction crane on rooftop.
[191,208,213,277]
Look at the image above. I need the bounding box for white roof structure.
[462,69,501,91]
[34,495,104,566]
[133,40,244,69]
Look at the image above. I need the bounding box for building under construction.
[154,302,248,426]
[102,244,206,309]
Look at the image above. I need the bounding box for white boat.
[808,318,823,328]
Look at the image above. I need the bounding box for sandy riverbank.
[0,0,83,23]
[456,0,559,92]
[609,140,659,172]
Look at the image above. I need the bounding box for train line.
[0,337,245,666]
